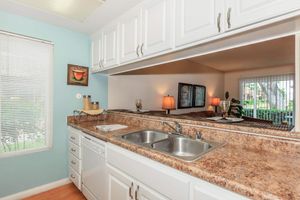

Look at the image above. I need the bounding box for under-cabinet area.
[108,35,297,133]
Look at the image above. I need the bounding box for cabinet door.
[91,31,102,69]
[141,0,173,57]
[108,165,134,200]
[119,7,142,64]
[137,183,170,200]
[103,23,119,68]
[175,0,224,47]
[226,0,300,30]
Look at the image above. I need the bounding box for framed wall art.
[67,64,89,86]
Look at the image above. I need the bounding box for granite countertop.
[68,120,300,200]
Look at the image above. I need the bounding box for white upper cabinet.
[226,0,300,30]
[175,0,224,47]
[102,23,119,68]
[141,0,174,56]
[119,7,142,64]
[91,31,102,70]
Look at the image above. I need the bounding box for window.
[240,74,295,126]
[0,32,53,157]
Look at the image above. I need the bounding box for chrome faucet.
[161,121,182,135]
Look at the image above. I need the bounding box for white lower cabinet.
[69,126,249,200]
[107,143,249,200]
[108,164,168,200]
[68,127,82,190]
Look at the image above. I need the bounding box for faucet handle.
[195,131,202,140]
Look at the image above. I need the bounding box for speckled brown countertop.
[68,114,300,200]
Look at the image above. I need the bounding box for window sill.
[0,146,52,159]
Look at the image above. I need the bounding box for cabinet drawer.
[69,167,81,190]
[69,153,81,174]
[69,142,81,159]
[68,126,82,146]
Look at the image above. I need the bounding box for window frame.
[0,31,53,158]
[239,74,295,126]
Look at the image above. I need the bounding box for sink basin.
[151,136,219,161]
[121,130,221,162]
[121,130,168,145]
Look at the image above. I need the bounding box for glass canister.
[83,95,91,110]
[91,102,99,110]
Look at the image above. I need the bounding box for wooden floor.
[24,183,86,200]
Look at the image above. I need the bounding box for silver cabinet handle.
[70,136,76,140]
[71,148,76,152]
[70,174,75,179]
[227,8,232,29]
[217,13,221,32]
[136,45,140,57]
[129,182,133,199]
[140,43,144,56]
[135,185,139,200]
[71,160,76,165]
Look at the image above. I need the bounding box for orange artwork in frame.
[67,64,89,86]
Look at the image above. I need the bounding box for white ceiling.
[188,36,295,72]
[0,0,143,33]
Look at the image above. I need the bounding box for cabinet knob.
[70,174,75,179]
[70,136,76,140]
[71,160,76,165]
[71,148,76,152]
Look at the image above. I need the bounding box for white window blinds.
[239,74,295,126]
[0,32,53,156]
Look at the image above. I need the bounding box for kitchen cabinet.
[68,126,82,190]
[140,0,173,56]
[102,22,119,68]
[225,0,300,30]
[107,143,248,200]
[108,164,168,200]
[91,31,102,72]
[175,0,224,47]
[119,6,142,64]
[108,164,134,200]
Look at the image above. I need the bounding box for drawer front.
[69,153,81,174]
[69,167,81,190]
[69,142,81,159]
[68,127,82,146]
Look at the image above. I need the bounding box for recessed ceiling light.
[13,0,106,22]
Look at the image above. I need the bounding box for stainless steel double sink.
[120,130,221,162]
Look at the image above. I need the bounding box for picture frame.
[193,85,206,107]
[67,64,89,86]
[177,83,194,109]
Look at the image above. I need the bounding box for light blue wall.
[0,11,108,197]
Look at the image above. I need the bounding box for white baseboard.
[0,178,71,200]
